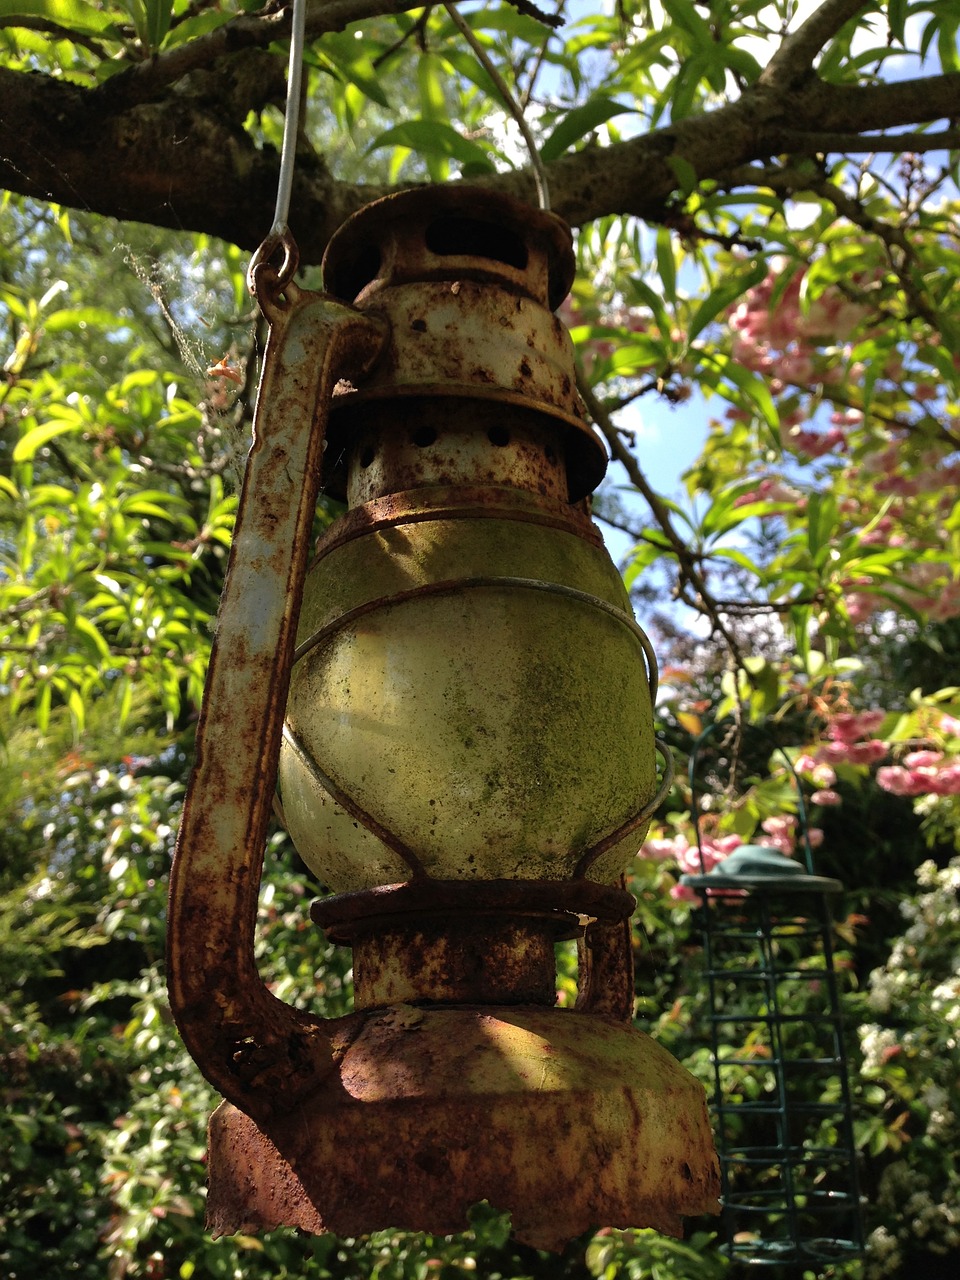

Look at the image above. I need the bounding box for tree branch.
[808,74,960,134]
[759,0,870,90]
[101,0,417,106]
[777,126,960,154]
[1,10,958,264]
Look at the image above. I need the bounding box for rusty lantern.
[167,187,719,1252]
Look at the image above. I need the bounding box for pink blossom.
[795,756,838,787]
[762,815,796,837]
[732,476,804,509]
[847,739,889,765]
[761,832,794,854]
[828,711,885,743]
[670,882,701,905]
[904,751,943,769]
[640,835,688,862]
[929,582,960,622]
[711,834,745,856]
[875,473,921,497]
[831,408,863,426]
[843,592,879,623]
[640,839,686,860]
[876,766,930,797]
[811,789,842,806]
[860,517,893,546]
[760,815,796,854]
[932,765,960,795]
[778,353,815,384]
[939,714,960,737]
[808,827,825,848]
[819,738,887,766]
[787,426,846,458]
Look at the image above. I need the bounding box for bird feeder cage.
[681,763,863,1271]
[166,187,719,1252]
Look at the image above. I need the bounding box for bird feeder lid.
[680,844,843,894]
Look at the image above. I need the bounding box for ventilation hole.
[488,426,510,447]
[333,246,382,302]
[425,216,528,270]
[359,445,376,469]
[412,425,438,448]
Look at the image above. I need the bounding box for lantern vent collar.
[319,186,606,504]
[322,186,575,309]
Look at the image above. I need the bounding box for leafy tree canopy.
[3,1,960,1277]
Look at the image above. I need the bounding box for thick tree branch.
[1,10,958,263]
[808,75,960,134]
[777,126,960,154]
[102,0,417,106]
[760,0,870,90]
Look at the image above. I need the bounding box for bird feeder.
[681,758,863,1271]
[166,186,719,1252]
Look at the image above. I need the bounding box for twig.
[444,2,550,209]
[577,370,747,667]
[810,177,945,334]
[372,7,432,69]
[518,0,565,109]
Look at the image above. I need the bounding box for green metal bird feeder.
[681,743,863,1272]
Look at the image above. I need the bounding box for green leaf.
[73,615,111,660]
[806,491,838,564]
[42,307,119,332]
[365,121,497,173]
[37,679,52,733]
[160,6,231,50]
[666,155,698,197]
[539,99,635,164]
[710,546,762,576]
[142,0,172,49]
[702,352,780,448]
[656,227,677,304]
[662,0,713,46]
[418,51,446,120]
[0,0,122,39]
[12,417,84,461]
[687,258,766,341]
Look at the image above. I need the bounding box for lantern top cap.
[322,186,576,312]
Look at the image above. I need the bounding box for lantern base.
[205,1004,719,1252]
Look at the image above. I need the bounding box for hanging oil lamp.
[166,184,719,1251]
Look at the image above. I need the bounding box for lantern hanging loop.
[247,231,301,310]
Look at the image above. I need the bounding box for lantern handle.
[167,286,387,1123]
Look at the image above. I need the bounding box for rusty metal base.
[206,1005,719,1252]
